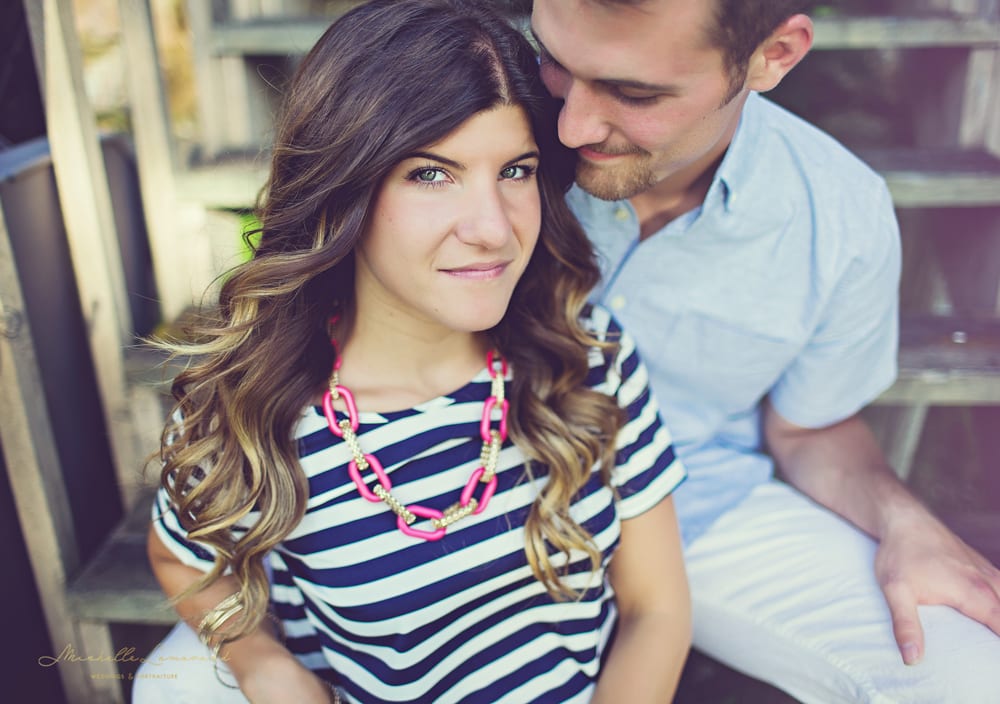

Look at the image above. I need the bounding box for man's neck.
[629,93,747,240]
[630,160,720,240]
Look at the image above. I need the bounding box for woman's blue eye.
[414,168,446,183]
[500,165,534,180]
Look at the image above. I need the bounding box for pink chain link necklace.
[321,344,509,541]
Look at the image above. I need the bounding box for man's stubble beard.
[574,154,660,202]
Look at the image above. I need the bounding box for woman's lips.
[441,262,510,280]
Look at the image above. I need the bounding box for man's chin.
[575,162,648,202]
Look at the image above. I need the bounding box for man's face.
[531,0,748,201]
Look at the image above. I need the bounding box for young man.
[530,0,1000,701]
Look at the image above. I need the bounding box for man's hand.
[763,403,1000,665]
[875,506,1000,665]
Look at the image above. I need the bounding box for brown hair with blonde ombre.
[158,0,624,645]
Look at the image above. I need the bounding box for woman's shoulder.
[579,303,644,389]
[579,302,624,342]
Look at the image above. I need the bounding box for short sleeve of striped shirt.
[151,481,222,573]
[150,411,235,574]
[585,305,686,520]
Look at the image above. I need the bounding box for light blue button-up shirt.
[570,92,901,545]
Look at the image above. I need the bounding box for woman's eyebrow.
[403,151,540,170]
[504,151,540,166]
[403,151,465,169]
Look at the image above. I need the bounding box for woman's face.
[355,105,542,336]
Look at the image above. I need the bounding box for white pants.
[686,481,1000,704]
[132,622,251,703]
[135,481,1000,704]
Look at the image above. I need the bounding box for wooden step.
[201,15,999,59]
[813,16,1000,50]
[64,348,185,625]
[859,148,1000,208]
[175,158,268,210]
[878,315,1000,405]
[124,344,185,391]
[940,510,1000,567]
[65,314,1000,626]
[66,488,175,625]
[175,147,1000,211]
[211,18,328,56]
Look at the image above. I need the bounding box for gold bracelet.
[197,592,244,644]
[197,592,245,690]
[209,640,240,689]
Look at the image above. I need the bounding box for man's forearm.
[762,405,930,540]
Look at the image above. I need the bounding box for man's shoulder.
[747,94,883,187]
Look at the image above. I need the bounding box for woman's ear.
[745,14,814,93]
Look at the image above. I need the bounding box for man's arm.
[763,403,1000,664]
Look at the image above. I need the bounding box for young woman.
[137,1,690,702]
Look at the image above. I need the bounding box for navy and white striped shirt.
[154,307,685,703]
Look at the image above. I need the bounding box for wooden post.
[958,49,999,149]
[0,205,123,704]
[23,0,145,509]
[953,9,1000,316]
[185,0,255,159]
[117,0,192,322]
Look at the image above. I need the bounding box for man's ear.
[745,14,813,92]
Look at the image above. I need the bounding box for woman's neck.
[330,317,490,413]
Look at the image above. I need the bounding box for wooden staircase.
[1,1,997,702]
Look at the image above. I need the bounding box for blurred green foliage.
[239,211,262,262]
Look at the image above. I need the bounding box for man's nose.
[556,82,612,149]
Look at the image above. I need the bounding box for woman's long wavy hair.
[160,0,625,643]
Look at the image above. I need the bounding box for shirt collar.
[712,91,765,214]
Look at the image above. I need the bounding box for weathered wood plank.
[0,202,118,704]
[868,405,930,480]
[877,315,1000,404]
[175,158,270,209]
[898,315,1000,370]
[174,148,1000,210]
[66,488,175,625]
[69,542,176,625]
[958,49,1000,149]
[940,510,1000,567]
[67,312,1000,630]
[201,15,998,57]
[118,0,191,323]
[880,374,1000,404]
[813,17,1000,50]
[860,148,1000,207]
[28,0,145,510]
[210,18,328,55]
